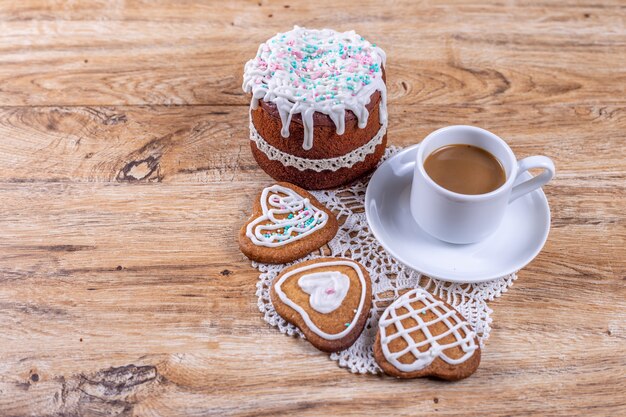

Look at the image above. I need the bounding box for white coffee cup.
[410,125,555,244]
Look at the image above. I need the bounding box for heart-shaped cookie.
[270,257,372,352]
[374,288,481,380]
[239,182,338,264]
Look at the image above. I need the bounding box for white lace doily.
[254,146,517,374]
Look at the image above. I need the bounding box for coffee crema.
[424,144,506,195]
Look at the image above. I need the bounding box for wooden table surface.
[0,1,625,416]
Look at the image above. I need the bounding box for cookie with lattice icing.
[270,257,372,352]
[239,182,338,264]
[374,288,481,380]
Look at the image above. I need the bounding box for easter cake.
[243,26,387,190]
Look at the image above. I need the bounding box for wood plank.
[0,2,624,106]
[0,181,623,415]
[0,104,624,183]
[5,0,626,21]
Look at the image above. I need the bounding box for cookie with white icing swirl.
[374,288,481,380]
[270,257,372,352]
[238,182,338,264]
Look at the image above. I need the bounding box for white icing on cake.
[243,26,387,151]
[379,288,478,372]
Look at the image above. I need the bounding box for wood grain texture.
[0,0,624,416]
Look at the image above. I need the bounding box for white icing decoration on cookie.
[298,271,350,314]
[246,184,329,247]
[274,260,367,340]
[249,116,387,172]
[379,288,478,372]
[243,26,387,150]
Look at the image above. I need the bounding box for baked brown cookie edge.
[270,257,372,353]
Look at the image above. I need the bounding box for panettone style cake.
[243,26,387,189]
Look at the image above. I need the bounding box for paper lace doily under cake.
[254,146,516,374]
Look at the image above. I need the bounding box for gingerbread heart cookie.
[239,182,338,264]
[270,257,372,352]
[374,288,480,380]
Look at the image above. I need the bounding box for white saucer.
[365,145,551,283]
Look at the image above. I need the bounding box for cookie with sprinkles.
[374,288,481,380]
[243,26,388,190]
[270,257,372,352]
[238,182,338,264]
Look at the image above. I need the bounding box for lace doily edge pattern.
[249,119,387,173]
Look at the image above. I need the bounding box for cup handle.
[509,156,555,203]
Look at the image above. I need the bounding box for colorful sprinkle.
[243,27,384,112]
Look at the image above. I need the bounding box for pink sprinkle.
[269,62,283,71]
[292,50,303,59]
[280,205,286,209]
[325,288,336,295]
[287,40,295,46]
